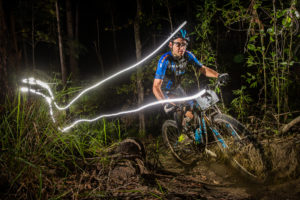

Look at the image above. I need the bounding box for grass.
[0,90,125,199]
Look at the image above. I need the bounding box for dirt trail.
[100,134,300,199]
[157,155,300,199]
[143,134,300,199]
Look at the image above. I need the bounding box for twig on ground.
[280,116,300,134]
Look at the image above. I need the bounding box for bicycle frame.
[163,81,266,178]
[194,106,241,151]
[173,81,237,150]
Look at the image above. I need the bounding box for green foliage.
[231,86,253,121]
[221,0,299,126]
[35,30,56,44]
[0,86,124,198]
[220,0,249,27]
[191,0,219,91]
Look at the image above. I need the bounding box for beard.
[171,50,184,60]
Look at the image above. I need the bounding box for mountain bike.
[162,79,267,180]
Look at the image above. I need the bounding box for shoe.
[174,133,194,153]
[175,133,192,145]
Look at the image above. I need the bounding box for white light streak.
[22,78,55,100]
[22,21,187,111]
[20,87,56,123]
[20,21,190,132]
[20,87,29,92]
[60,89,206,132]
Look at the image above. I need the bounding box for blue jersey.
[154,51,203,91]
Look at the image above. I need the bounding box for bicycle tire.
[162,120,197,165]
[210,113,267,180]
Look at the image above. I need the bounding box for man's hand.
[163,103,176,114]
[217,73,229,85]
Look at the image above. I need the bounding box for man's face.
[169,38,188,59]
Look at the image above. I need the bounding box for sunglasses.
[173,42,188,48]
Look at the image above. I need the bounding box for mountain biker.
[152,29,228,127]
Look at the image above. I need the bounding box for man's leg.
[174,86,194,127]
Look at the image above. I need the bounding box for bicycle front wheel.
[162,120,197,165]
[211,114,267,180]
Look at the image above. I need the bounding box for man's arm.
[200,65,219,78]
[153,79,176,110]
[152,78,165,101]
[186,51,219,78]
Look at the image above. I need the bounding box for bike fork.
[200,115,217,157]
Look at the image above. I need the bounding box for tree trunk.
[66,0,79,80]
[0,0,9,95]
[95,17,105,77]
[75,0,79,40]
[166,0,173,32]
[151,0,156,48]
[134,0,145,137]
[55,0,67,86]
[10,11,21,73]
[31,2,35,69]
[22,37,29,69]
[110,6,120,67]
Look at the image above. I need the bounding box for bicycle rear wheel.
[210,114,267,180]
[162,120,197,165]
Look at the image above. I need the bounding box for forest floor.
[104,131,300,200]
[1,128,300,199]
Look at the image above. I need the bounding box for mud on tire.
[211,113,268,181]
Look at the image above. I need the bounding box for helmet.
[171,29,190,42]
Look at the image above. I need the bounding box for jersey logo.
[160,54,169,65]
[166,80,173,89]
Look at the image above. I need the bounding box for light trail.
[23,21,186,111]
[20,85,207,133]
[22,78,55,100]
[20,21,190,132]
[59,89,206,132]
[20,87,56,123]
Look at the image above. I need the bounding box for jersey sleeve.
[186,51,203,68]
[154,53,170,79]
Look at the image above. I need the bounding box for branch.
[280,115,300,134]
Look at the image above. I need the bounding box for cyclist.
[152,29,228,127]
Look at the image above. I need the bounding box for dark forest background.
[1,0,299,130]
[0,0,300,198]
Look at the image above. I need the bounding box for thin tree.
[134,0,145,136]
[10,12,21,72]
[31,2,35,69]
[166,0,173,32]
[94,17,105,77]
[66,0,79,80]
[109,1,120,67]
[0,0,9,94]
[55,0,67,86]
[151,0,156,48]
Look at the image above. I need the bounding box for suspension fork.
[197,112,208,147]
[203,112,228,149]
[200,113,218,157]
[210,106,241,140]
[194,112,204,144]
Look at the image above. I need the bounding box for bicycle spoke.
[162,120,197,165]
[211,113,266,180]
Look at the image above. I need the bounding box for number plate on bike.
[196,89,219,110]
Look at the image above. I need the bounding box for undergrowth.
[0,91,124,199]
